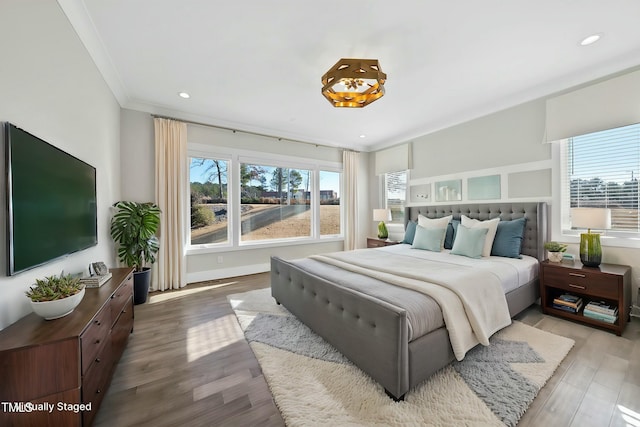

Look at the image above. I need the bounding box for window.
[561,123,640,236]
[240,164,311,242]
[384,170,407,223]
[319,170,341,236]
[189,157,229,244]
[188,145,343,250]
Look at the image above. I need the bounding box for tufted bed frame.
[270,202,548,400]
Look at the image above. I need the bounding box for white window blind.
[385,170,407,223]
[562,123,640,235]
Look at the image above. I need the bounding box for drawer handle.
[111,295,115,299]
[95,358,101,363]
[569,273,586,278]
[569,284,586,290]
[94,320,101,326]
[96,389,101,394]
[95,339,101,344]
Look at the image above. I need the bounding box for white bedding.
[377,243,539,293]
[311,247,515,361]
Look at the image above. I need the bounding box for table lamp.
[373,208,392,239]
[571,207,611,267]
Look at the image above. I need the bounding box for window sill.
[559,232,640,250]
[186,236,344,255]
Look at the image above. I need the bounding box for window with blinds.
[384,170,407,223]
[562,122,640,235]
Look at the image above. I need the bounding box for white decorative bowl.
[30,287,85,320]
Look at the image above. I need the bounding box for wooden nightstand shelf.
[367,237,401,248]
[540,260,631,336]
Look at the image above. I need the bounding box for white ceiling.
[59,0,640,152]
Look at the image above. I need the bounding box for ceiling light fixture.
[579,33,602,46]
[321,58,386,108]
[178,92,190,99]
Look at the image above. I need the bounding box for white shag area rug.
[228,288,574,427]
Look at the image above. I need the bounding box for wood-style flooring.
[95,273,640,427]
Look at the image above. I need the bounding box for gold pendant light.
[321,58,387,108]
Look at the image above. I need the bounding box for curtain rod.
[151,114,358,152]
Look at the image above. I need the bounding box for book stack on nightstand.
[552,294,583,313]
[584,301,618,324]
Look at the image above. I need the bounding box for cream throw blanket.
[310,249,512,360]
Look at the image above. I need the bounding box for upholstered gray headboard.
[405,202,548,261]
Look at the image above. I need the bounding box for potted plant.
[110,201,161,304]
[544,241,567,262]
[26,274,86,320]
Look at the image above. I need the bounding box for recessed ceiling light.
[579,33,602,46]
[178,92,190,99]
[359,134,366,138]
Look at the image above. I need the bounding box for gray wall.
[0,1,121,330]
[410,99,550,179]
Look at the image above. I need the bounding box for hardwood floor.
[95,273,640,427]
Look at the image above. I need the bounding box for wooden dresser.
[0,268,134,426]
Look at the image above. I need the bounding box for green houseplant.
[110,201,161,304]
[26,274,86,319]
[544,241,567,262]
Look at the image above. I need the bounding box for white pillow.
[460,215,500,257]
[417,215,452,249]
[418,214,452,229]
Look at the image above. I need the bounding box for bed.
[270,202,548,399]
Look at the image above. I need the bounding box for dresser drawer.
[81,305,111,375]
[110,275,133,324]
[543,267,619,299]
[82,341,113,427]
[111,297,134,361]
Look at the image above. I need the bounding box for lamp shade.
[571,208,611,230]
[373,209,392,222]
[571,208,610,268]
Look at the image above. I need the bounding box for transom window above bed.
[559,122,640,240]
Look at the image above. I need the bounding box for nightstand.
[367,237,401,248]
[539,260,631,336]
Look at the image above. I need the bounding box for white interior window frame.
[187,143,344,255]
[552,140,640,249]
[381,169,409,225]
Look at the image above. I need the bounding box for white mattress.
[377,243,539,294]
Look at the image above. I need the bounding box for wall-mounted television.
[5,123,97,275]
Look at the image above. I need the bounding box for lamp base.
[377,221,388,239]
[579,232,602,267]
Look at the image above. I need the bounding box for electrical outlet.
[217,255,223,264]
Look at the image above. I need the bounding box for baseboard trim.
[187,263,270,284]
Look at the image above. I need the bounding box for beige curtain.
[343,150,359,251]
[153,118,188,291]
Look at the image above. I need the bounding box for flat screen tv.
[5,123,97,275]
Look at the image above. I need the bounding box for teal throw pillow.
[443,219,461,249]
[403,221,417,244]
[412,225,446,252]
[491,217,527,258]
[451,224,488,259]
